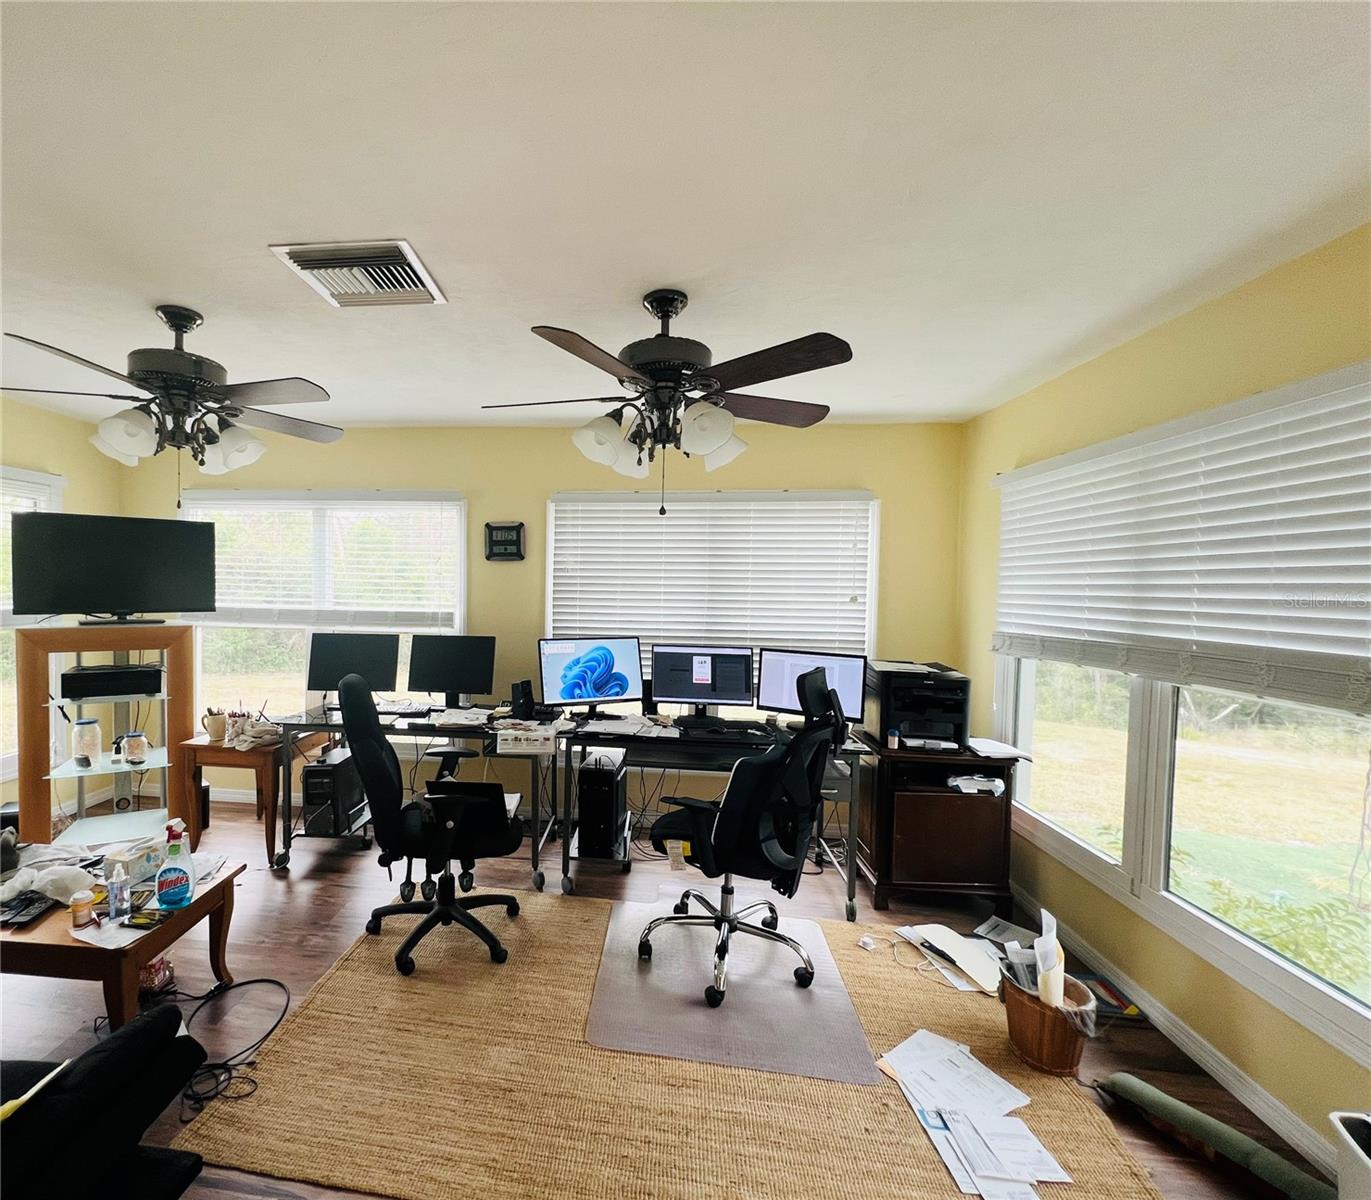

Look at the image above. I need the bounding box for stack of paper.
[877,1030,1070,1199]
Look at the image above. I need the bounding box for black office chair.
[339,673,523,975]
[637,667,841,1007]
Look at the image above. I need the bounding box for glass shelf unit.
[46,746,171,780]
[45,693,170,708]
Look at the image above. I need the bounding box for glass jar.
[124,730,149,766]
[72,718,100,769]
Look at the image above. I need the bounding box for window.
[182,491,465,716]
[546,491,877,665]
[1014,660,1130,861]
[993,362,1371,1045]
[0,467,66,780]
[1169,687,1370,1005]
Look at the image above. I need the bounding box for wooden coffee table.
[0,862,245,1028]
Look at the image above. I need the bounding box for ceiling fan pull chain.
[659,452,667,516]
[176,449,183,510]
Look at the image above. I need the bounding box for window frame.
[543,489,880,661]
[0,466,68,782]
[998,657,1371,1065]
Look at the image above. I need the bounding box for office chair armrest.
[661,795,719,813]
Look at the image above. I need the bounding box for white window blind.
[547,491,877,662]
[182,490,465,630]
[992,362,1371,713]
[1,467,66,623]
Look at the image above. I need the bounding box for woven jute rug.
[175,891,1163,1200]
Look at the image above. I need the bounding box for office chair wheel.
[704,985,725,1008]
[794,967,815,988]
[672,901,689,915]
[761,913,779,931]
[458,871,474,892]
[637,939,652,961]
[272,852,290,869]
[490,944,508,964]
[506,898,520,917]
[365,916,382,935]
[561,876,575,895]
[396,955,416,976]
[421,879,437,901]
[399,881,416,902]
[845,900,857,922]
[532,870,545,891]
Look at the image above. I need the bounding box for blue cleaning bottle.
[155,821,196,909]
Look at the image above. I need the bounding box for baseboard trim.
[1011,883,1339,1181]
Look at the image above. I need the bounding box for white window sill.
[1012,802,1371,1066]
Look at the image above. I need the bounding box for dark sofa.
[2,1004,205,1199]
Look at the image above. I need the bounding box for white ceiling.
[2,1,1367,428]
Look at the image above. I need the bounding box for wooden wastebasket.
[1000,970,1095,1076]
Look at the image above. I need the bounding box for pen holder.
[999,968,1095,1076]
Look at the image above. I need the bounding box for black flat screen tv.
[10,513,216,619]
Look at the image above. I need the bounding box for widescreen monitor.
[307,632,399,693]
[650,644,754,707]
[408,634,497,700]
[538,636,643,706]
[756,648,866,717]
[11,512,215,618]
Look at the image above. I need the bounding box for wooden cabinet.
[855,739,1018,915]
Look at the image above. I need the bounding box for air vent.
[270,240,446,307]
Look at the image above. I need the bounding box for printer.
[864,660,971,748]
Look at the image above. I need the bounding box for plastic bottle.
[108,860,132,923]
[155,820,196,910]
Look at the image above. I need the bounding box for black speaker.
[511,678,535,719]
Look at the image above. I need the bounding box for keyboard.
[327,700,436,717]
[678,722,774,740]
[1,890,58,928]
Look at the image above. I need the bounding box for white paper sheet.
[969,1114,1071,1184]
[973,916,1040,946]
[880,1030,1030,1116]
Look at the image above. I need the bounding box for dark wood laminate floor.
[1,804,1322,1200]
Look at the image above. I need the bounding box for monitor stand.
[443,692,474,709]
[584,704,626,720]
[80,613,166,626]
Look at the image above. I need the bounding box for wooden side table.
[0,863,245,1029]
[181,735,327,867]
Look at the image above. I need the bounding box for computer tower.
[576,748,627,859]
[301,747,368,837]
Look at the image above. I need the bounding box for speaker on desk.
[511,679,535,719]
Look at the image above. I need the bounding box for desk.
[0,862,244,1029]
[181,734,329,867]
[555,725,873,920]
[275,710,552,887]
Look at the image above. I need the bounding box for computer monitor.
[538,636,643,707]
[757,648,867,717]
[306,632,400,693]
[407,634,497,704]
[650,644,754,711]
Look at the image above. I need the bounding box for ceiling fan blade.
[532,326,650,385]
[716,392,830,428]
[701,333,851,392]
[219,377,330,407]
[481,397,626,410]
[3,332,152,393]
[228,406,344,443]
[1,386,149,402]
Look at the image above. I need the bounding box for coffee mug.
[202,712,227,741]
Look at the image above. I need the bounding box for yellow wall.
[957,223,1371,1139]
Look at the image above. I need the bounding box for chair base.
[636,876,814,1007]
[366,869,518,974]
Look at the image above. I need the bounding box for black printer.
[863,661,971,748]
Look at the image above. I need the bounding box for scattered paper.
[878,1029,1030,1115]
[968,737,1031,761]
[918,944,977,991]
[896,924,1002,993]
[974,916,1040,946]
[915,1107,979,1195]
[969,1114,1071,1185]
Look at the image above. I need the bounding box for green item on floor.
[1099,1072,1335,1200]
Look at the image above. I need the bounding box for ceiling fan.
[483,289,852,480]
[3,304,343,473]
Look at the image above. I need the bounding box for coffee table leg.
[102,965,141,1030]
[209,883,235,985]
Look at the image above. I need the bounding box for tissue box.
[103,837,164,885]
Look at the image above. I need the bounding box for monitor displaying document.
[757,648,866,717]
[538,636,643,705]
[650,644,755,706]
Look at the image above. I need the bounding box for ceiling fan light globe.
[198,442,231,475]
[703,434,748,473]
[610,440,650,478]
[679,402,734,456]
[98,408,158,457]
[217,423,265,469]
[88,432,138,467]
[571,415,624,465]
